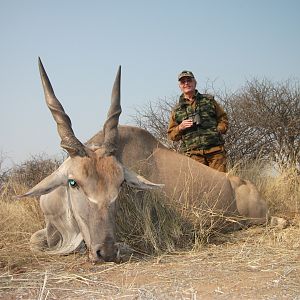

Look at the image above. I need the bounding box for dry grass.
[263,167,300,217]
[0,226,299,299]
[115,187,214,255]
[0,156,299,298]
[0,156,61,272]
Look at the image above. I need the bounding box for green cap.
[178,70,195,81]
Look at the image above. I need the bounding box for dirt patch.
[1,225,299,299]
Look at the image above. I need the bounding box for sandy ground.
[0,226,299,300]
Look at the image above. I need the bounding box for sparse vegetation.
[0,156,299,261]
[0,77,299,297]
[0,155,63,271]
[0,155,299,298]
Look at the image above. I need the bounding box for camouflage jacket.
[167,90,228,152]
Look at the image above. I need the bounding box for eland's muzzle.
[90,239,120,263]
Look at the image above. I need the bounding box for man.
[167,70,228,172]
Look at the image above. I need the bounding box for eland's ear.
[123,168,164,190]
[18,170,67,198]
[17,160,70,198]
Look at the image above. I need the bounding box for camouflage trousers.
[185,145,227,172]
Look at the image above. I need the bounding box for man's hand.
[179,119,193,131]
[217,124,226,134]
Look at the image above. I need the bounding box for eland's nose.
[90,242,119,263]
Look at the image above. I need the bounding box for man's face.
[179,77,196,94]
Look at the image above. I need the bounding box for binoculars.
[188,113,201,126]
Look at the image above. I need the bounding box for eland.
[19,59,267,263]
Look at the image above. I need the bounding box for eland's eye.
[68,179,78,188]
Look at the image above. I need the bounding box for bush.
[0,154,63,199]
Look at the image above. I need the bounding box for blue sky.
[1,0,299,168]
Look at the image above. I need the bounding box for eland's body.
[20,60,267,263]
